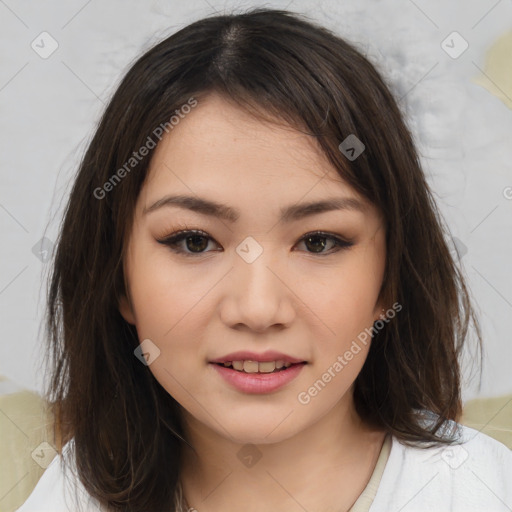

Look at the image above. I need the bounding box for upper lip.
[210,350,306,364]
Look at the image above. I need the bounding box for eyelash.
[156,227,354,257]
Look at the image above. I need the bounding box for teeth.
[244,360,260,373]
[223,360,295,373]
[258,361,276,373]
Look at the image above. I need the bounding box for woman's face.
[119,93,387,444]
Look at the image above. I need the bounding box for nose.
[219,245,295,332]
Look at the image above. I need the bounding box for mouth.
[212,360,306,374]
[210,360,307,393]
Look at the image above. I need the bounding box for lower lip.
[210,363,306,394]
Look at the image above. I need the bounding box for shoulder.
[371,422,512,512]
[15,440,105,512]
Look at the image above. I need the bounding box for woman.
[17,8,512,512]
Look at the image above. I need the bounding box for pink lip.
[210,362,306,394]
[209,350,306,364]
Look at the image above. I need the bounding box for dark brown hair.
[44,7,482,511]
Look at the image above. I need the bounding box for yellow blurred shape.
[472,30,512,109]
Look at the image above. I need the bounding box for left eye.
[156,230,354,256]
[296,233,354,254]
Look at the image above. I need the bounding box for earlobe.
[119,294,136,325]
[373,299,387,324]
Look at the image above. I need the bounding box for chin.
[228,429,293,446]
[215,412,304,445]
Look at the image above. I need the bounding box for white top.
[16,423,512,512]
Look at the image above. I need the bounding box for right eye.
[156,229,222,257]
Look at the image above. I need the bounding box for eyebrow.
[143,194,367,222]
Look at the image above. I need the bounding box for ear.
[372,297,387,324]
[119,293,136,325]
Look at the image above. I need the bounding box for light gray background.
[1,0,511,402]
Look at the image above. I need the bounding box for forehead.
[142,94,366,210]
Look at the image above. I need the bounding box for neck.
[178,396,386,512]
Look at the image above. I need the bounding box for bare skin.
[119,93,388,512]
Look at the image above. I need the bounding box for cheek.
[129,265,209,406]
[297,251,383,383]
[125,252,214,399]
[128,247,213,339]
[303,263,382,339]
